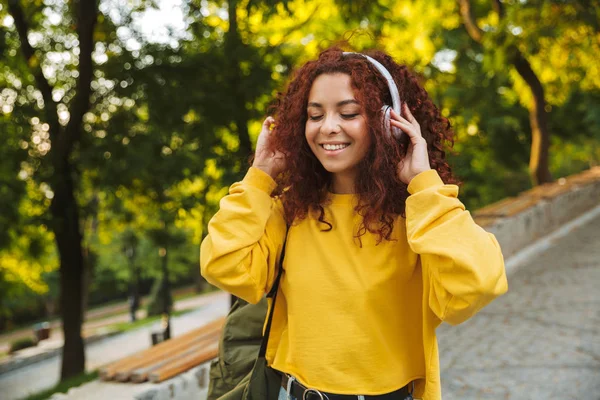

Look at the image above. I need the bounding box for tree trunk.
[458,0,553,186]
[512,52,553,185]
[81,199,98,321]
[195,252,205,294]
[50,160,85,380]
[9,0,97,381]
[128,249,140,322]
[196,185,212,293]
[160,243,171,339]
[226,0,253,165]
[131,264,141,321]
[226,0,247,308]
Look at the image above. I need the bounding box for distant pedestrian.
[128,295,138,322]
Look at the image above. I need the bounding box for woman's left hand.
[390,103,432,185]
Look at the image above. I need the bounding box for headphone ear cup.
[391,124,403,141]
[381,105,403,140]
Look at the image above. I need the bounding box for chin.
[319,162,352,174]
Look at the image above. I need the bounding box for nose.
[320,113,341,135]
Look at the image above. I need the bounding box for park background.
[0,0,599,395]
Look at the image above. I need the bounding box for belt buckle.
[303,388,329,400]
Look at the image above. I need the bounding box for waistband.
[281,373,414,400]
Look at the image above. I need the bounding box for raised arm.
[200,167,287,304]
[405,169,508,326]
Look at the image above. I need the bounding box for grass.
[9,337,37,353]
[172,289,202,302]
[22,370,99,400]
[108,309,190,334]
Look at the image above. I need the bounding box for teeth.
[322,143,349,151]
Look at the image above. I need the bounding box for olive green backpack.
[207,238,286,400]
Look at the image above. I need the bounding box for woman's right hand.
[252,116,286,179]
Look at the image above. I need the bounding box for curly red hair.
[267,46,460,244]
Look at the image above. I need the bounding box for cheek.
[357,138,371,159]
[353,121,371,145]
[305,125,318,145]
[354,130,372,158]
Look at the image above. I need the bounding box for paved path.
[0,292,229,400]
[438,212,600,399]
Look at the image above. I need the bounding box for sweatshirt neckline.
[326,192,358,205]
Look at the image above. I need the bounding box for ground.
[438,212,600,399]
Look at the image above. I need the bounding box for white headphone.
[342,52,403,140]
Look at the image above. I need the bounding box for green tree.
[4,0,98,379]
[457,0,600,185]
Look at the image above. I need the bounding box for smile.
[321,143,350,152]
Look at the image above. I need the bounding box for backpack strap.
[258,226,287,357]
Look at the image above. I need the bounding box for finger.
[390,109,408,123]
[391,110,422,133]
[390,118,413,133]
[390,119,414,140]
[391,109,418,134]
[263,116,275,131]
[390,119,423,142]
[402,103,416,123]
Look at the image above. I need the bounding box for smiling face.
[305,73,371,193]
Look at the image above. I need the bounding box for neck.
[330,171,357,194]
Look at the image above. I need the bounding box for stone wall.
[473,166,600,258]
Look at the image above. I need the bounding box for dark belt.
[280,374,413,400]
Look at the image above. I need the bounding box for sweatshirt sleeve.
[200,167,287,304]
[405,169,508,326]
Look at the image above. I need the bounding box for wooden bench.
[100,316,224,383]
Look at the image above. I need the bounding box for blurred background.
[0,0,598,398]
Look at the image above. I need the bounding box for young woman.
[200,47,508,400]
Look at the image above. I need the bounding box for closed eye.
[308,114,359,121]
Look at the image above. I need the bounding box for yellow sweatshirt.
[201,167,508,399]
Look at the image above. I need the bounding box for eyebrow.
[307,99,360,108]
